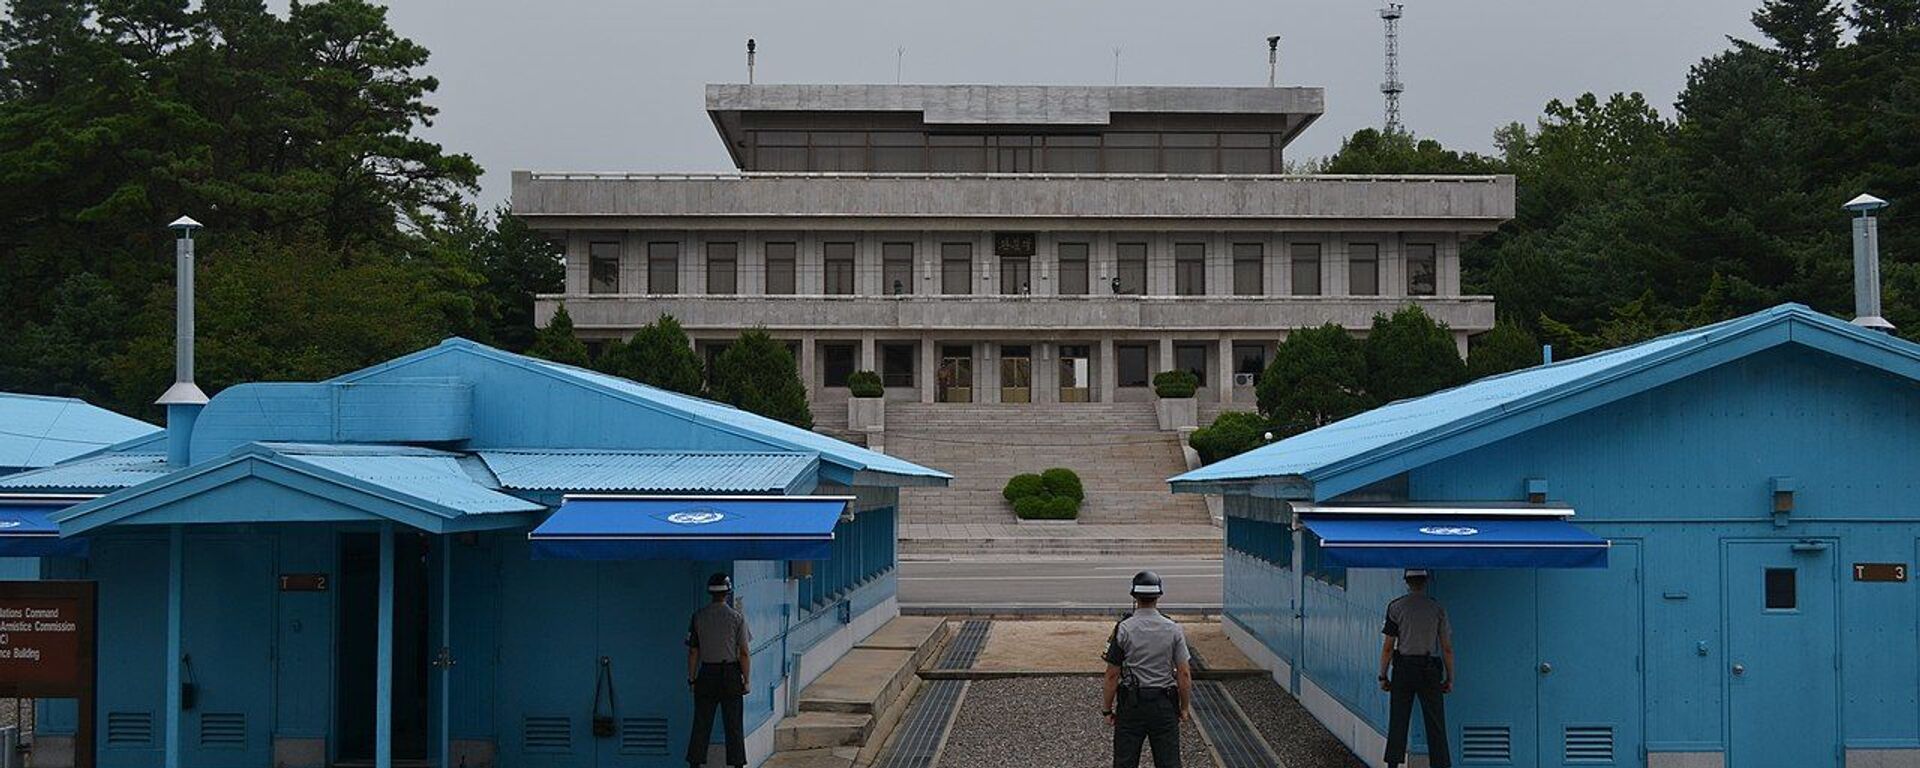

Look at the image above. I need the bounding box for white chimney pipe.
[1844,194,1894,332]
[158,216,209,466]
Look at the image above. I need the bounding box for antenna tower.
[1380,4,1405,133]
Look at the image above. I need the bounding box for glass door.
[1058,345,1091,402]
[937,345,973,403]
[1000,345,1032,403]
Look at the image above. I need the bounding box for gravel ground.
[1222,678,1366,768]
[940,677,1214,768]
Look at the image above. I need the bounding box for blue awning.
[0,503,88,558]
[529,496,851,561]
[1302,516,1608,569]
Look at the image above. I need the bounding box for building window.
[1105,133,1159,173]
[1304,531,1348,588]
[824,241,856,295]
[1232,243,1264,296]
[751,131,808,171]
[1407,243,1437,296]
[1233,343,1267,383]
[991,135,1037,173]
[1057,242,1090,295]
[822,343,856,387]
[1291,243,1322,296]
[1174,243,1206,296]
[1117,344,1150,387]
[941,242,973,295]
[881,343,915,387]
[765,242,797,295]
[809,131,867,171]
[706,242,738,295]
[1174,343,1208,386]
[871,132,926,172]
[1765,568,1797,610]
[1349,243,1380,296]
[929,135,987,172]
[1115,242,1148,295]
[1001,256,1031,295]
[882,242,914,295]
[1058,344,1091,402]
[647,242,679,294]
[1163,133,1219,174]
[1043,135,1100,173]
[588,241,620,294]
[1220,133,1276,174]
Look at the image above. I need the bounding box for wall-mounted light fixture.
[1525,478,1549,505]
[1771,476,1795,528]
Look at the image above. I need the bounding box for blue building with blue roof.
[0,393,159,476]
[1171,304,1920,768]
[0,337,947,768]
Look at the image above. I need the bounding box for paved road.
[899,558,1222,609]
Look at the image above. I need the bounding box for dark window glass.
[941,242,973,295]
[1105,133,1159,173]
[707,242,738,295]
[1233,242,1264,296]
[647,242,679,294]
[929,134,987,172]
[881,344,915,387]
[588,241,620,294]
[1164,133,1219,173]
[991,135,1037,172]
[882,242,914,295]
[1407,243,1438,296]
[1291,243,1322,296]
[1117,344,1150,387]
[1233,343,1267,375]
[1765,568,1796,610]
[1001,256,1031,295]
[822,343,856,387]
[1220,133,1275,173]
[1174,242,1206,296]
[1057,242,1090,295]
[810,132,868,171]
[1175,343,1208,386]
[1350,244,1380,296]
[1116,242,1148,295]
[1304,531,1347,588]
[824,241,856,295]
[1058,344,1092,395]
[1043,135,1100,173]
[752,131,808,171]
[765,242,797,295]
[871,132,926,172]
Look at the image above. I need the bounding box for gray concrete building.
[513,84,1513,408]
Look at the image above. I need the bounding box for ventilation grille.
[1460,724,1512,763]
[1564,725,1615,763]
[619,717,669,755]
[198,712,245,749]
[105,711,153,747]
[524,716,572,753]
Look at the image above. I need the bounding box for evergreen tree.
[1362,306,1469,404]
[602,314,705,395]
[1751,0,1844,72]
[1465,322,1543,379]
[1257,324,1368,437]
[710,329,813,429]
[527,306,591,368]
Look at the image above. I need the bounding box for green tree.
[601,314,704,395]
[710,329,813,428]
[1257,324,1368,437]
[1363,306,1469,404]
[527,306,591,368]
[1188,411,1272,464]
[1750,0,1844,73]
[1465,322,1543,379]
[1323,128,1506,175]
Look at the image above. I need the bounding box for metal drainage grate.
[1190,681,1280,768]
[936,620,991,670]
[874,679,966,768]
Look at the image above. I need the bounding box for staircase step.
[775,711,874,751]
[762,747,859,768]
[797,648,917,715]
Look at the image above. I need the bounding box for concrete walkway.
[900,522,1221,559]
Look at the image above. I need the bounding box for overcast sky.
[370,0,1766,205]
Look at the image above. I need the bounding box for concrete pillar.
[1217,337,1234,404]
[859,334,876,371]
[1157,337,1175,374]
[919,337,936,403]
[565,232,588,295]
[800,335,817,401]
[980,341,997,403]
[1098,338,1117,403]
[621,231,644,294]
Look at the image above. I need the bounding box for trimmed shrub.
[710,328,814,428]
[1039,467,1084,502]
[1003,473,1046,503]
[1013,495,1079,520]
[1153,369,1199,398]
[847,370,884,397]
[1189,411,1272,464]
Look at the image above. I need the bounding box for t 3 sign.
[0,581,97,768]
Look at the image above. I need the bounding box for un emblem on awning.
[666,508,726,526]
[1418,526,1479,537]
[0,521,20,529]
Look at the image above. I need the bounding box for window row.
[801,340,1275,392]
[1226,516,1294,568]
[746,130,1287,174]
[586,241,1440,298]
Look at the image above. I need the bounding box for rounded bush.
[1014,495,1080,520]
[846,370,884,398]
[1188,411,1272,464]
[1153,369,1199,398]
[1003,473,1046,502]
[1040,467,1085,502]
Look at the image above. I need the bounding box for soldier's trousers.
[1113,687,1181,768]
[686,662,746,767]
[1385,655,1450,768]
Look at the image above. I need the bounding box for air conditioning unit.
[1233,373,1257,387]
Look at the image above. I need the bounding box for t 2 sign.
[1853,563,1908,582]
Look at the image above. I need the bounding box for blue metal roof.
[281,450,541,516]
[0,452,170,492]
[0,393,160,470]
[1172,305,1920,499]
[477,450,816,494]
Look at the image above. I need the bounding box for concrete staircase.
[882,403,1211,528]
[765,616,948,768]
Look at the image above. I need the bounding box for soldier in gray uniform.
[1379,569,1454,768]
[1101,571,1192,768]
[685,572,751,768]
